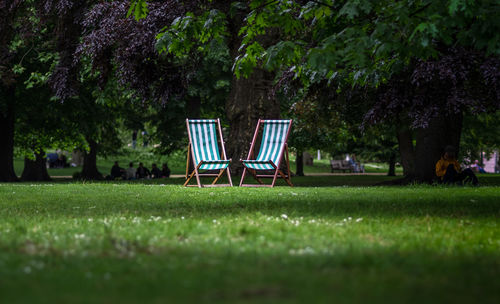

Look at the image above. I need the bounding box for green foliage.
[460,112,500,164]
[127,0,149,20]
[156,10,229,58]
[235,0,500,85]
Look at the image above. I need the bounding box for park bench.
[330,160,355,173]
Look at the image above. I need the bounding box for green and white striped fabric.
[188,119,229,170]
[243,120,291,170]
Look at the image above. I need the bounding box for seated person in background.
[136,162,151,179]
[151,163,162,179]
[471,160,487,174]
[161,163,171,178]
[126,162,136,180]
[47,152,59,168]
[110,161,125,179]
[436,145,478,185]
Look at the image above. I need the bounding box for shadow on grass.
[51,174,500,187]
[0,245,499,304]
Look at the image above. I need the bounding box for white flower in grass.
[356,218,363,222]
[181,216,185,220]
[281,214,288,220]
[291,192,298,196]
[348,217,352,221]
[213,219,217,224]
[88,218,93,222]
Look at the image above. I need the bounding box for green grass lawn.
[0,178,499,303]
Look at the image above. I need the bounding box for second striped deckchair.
[184,119,233,187]
[240,119,293,187]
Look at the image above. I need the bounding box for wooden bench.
[330,160,354,173]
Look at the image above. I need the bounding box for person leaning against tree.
[435,146,478,185]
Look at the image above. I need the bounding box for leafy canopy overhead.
[131,0,500,87]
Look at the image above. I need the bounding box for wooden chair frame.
[184,119,233,188]
[239,119,293,187]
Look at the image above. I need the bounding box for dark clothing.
[442,164,478,185]
[161,167,171,178]
[47,153,59,168]
[111,165,124,179]
[136,166,151,179]
[151,167,162,179]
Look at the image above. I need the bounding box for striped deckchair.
[184,119,232,187]
[240,119,293,187]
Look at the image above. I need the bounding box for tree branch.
[309,0,335,10]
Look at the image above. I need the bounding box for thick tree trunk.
[186,95,201,118]
[413,113,463,182]
[387,152,396,176]
[0,87,18,182]
[395,113,463,183]
[21,150,51,181]
[81,139,103,180]
[224,8,281,174]
[295,151,304,176]
[396,124,415,177]
[226,69,280,174]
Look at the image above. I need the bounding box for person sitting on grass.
[136,162,151,179]
[435,145,478,186]
[161,163,171,178]
[110,161,125,180]
[126,162,136,180]
[151,163,162,179]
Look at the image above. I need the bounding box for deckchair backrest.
[187,119,222,167]
[255,120,291,166]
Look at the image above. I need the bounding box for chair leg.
[226,167,233,187]
[184,163,203,187]
[278,169,293,187]
[239,167,247,187]
[271,168,280,187]
[183,169,196,186]
[185,144,191,179]
[194,165,202,188]
[212,169,226,185]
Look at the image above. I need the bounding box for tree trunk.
[395,113,463,183]
[396,124,415,177]
[295,151,304,176]
[21,150,51,181]
[225,69,280,174]
[186,95,201,118]
[387,152,396,176]
[81,138,103,180]
[224,9,281,174]
[413,113,463,182]
[0,87,18,182]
